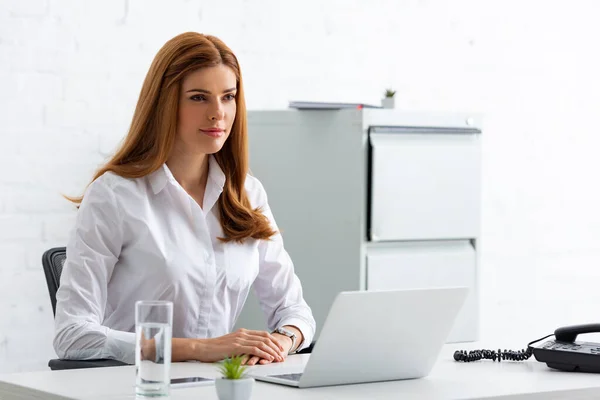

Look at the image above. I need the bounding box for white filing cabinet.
[235,109,481,343]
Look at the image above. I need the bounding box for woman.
[53,32,315,367]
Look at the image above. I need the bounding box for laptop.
[252,287,468,388]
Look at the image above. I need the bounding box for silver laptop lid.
[298,287,468,387]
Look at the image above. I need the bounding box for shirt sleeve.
[252,180,316,351]
[53,176,136,364]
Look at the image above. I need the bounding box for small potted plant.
[382,88,396,109]
[215,355,254,400]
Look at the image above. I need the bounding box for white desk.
[1,344,600,400]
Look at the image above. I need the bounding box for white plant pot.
[215,377,254,400]
[381,97,395,109]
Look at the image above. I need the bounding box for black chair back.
[42,247,67,316]
[41,246,126,370]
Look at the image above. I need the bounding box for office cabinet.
[235,109,482,343]
[366,241,477,343]
[369,130,480,241]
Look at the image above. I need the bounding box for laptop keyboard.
[270,373,303,381]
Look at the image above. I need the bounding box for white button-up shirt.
[53,155,316,364]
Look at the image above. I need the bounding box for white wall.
[1,0,600,373]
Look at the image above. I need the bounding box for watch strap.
[273,327,297,354]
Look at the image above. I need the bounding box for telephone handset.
[454,323,600,373]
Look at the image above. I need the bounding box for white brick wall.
[1,0,600,373]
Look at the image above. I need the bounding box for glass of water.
[135,300,173,398]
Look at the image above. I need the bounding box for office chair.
[42,247,126,370]
[42,247,313,370]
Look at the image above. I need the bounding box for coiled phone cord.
[453,334,554,363]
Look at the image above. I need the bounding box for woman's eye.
[224,94,236,101]
[190,95,205,101]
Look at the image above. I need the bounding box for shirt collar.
[207,155,226,191]
[149,155,226,195]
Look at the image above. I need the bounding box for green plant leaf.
[217,355,249,380]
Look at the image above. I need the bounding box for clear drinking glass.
[135,300,173,398]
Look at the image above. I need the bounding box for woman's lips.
[199,128,224,138]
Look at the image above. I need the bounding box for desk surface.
[1,344,600,400]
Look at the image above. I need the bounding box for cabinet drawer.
[367,240,478,342]
[369,129,481,242]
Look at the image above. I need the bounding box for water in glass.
[135,322,172,397]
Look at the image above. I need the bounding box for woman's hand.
[140,334,156,361]
[243,332,293,366]
[194,328,286,363]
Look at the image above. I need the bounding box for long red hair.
[67,32,275,243]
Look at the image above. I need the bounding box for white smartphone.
[170,376,215,388]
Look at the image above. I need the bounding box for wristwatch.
[273,327,297,354]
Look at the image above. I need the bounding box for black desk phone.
[454,323,600,373]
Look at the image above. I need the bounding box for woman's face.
[175,64,237,155]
